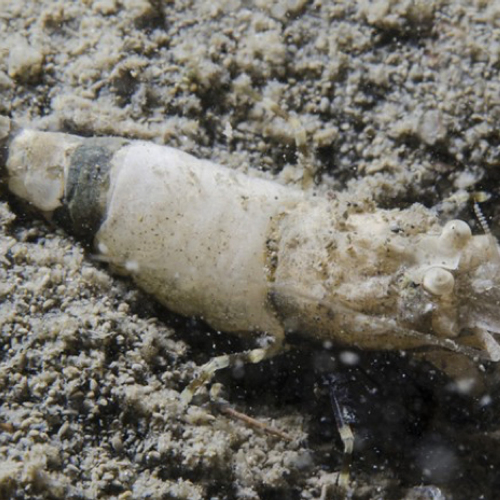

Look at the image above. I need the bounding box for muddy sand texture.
[2,1,500,499]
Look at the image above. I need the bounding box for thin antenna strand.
[473,201,491,234]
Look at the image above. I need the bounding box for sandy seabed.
[2,1,500,499]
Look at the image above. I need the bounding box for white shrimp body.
[96,141,301,338]
[2,116,500,363]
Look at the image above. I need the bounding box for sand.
[1,0,500,498]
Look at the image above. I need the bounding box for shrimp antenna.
[472,192,500,263]
[473,197,491,235]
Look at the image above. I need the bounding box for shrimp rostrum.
[1,115,500,396]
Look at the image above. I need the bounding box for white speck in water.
[479,394,492,407]
[125,260,140,273]
[322,340,333,350]
[448,377,476,395]
[97,242,108,254]
[339,351,360,366]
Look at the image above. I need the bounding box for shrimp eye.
[440,219,472,248]
[423,267,455,296]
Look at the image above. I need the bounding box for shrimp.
[2,114,500,397]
